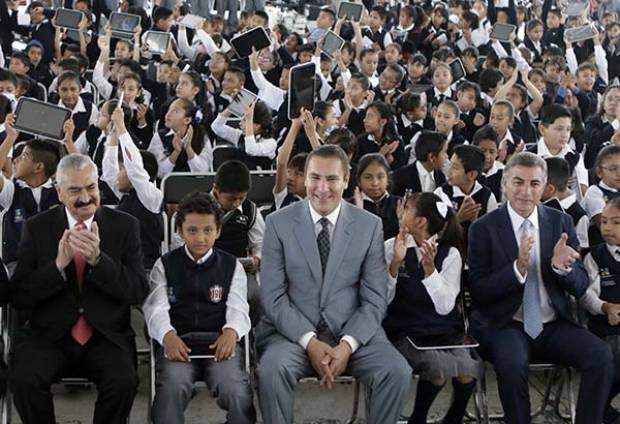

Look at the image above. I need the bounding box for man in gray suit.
[257,145,412,423]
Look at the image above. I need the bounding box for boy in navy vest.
[144,191,256,424]
[212,160,265,322]
[56,71,98,142]
[473,125,504,202]
[434,144,498,239]
[581,197,620,424]
[391,130,448,196]
[542,157,589,250]
[527,104,588,197]
[101,108,164,270]
[0,114,61,272]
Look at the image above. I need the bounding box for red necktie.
[71,221,92,346]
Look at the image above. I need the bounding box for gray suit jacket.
[259,199,389,347]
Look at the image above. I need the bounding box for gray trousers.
[152,346,256,424]
[257,329,412,424]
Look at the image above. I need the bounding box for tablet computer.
[320,30,345,59]
[180,13,204,29]
[55,8,83,30]
[406,334,479,351]
[288,62,316,120]
[565,25,597,43]
[181,332,219,358]
[337,1,364,22]
[14,98,72,141]
[230,27,271,59]
[449,58,466,82]
[110,12,141,39]
[228,88,258,118]
[489,23,516,42]
[308,27,328,43]
[144,31,172,55]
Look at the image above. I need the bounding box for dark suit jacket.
[467,204,588,330]
[11,206,149,352]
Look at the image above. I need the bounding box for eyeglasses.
[601,165,620,173]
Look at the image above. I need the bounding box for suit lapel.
[321,203,354,305]
[498,205,519,263]
[293,201,322,284]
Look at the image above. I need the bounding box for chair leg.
[345,380,361,424]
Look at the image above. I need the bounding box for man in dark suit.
[9,154,149,424]
[468,152,614,424]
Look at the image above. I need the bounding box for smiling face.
[58,78,81,110]
[502,164,545,218]
[57,164,100,222]
[305,155,349,216]
[601,204,620,246]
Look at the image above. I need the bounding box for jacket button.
[78,307,84,314]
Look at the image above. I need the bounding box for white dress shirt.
[506,202,557,324]
[298,201,360,353]
[384,234,462,314]
[583,181,618,219]
[0,177,54,210]
[558,194,589,249]
[434,181,498,213]
[415,160,436,192]
[143,247,251,345]
[211,114,277,159]
[101,132,164,214]
[147,129,214,178]
[536,138,588,190]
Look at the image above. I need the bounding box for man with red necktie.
[9,153,149,424]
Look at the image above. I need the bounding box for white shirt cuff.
[222,324,242,341]
[341,335,360,353]
[612,120,620,131]
[513,260,526,284]
[299,331,316,350]
[552,264,572,276]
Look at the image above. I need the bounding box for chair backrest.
[212,145,245,171]
[161,171,277,207]
[36,82,48,103]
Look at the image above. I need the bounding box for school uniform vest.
[162,247,236,335]
[237,134,273,170]
[479,171,502,204]
[597,184,620,203]
[338,99,366,136]
[565,202,587,228]
[2,183,59,263]
[281,192,301,209]
[513,111,537,144]
[440,183,492,216]
[362,27,389,50]
[588,244,620,337]
[117,189,164,269]
[383,244,462,340]
[362,195,400,240]
[391,161,446,197]
[159,129,190,173]
[527,144,580,175]
[70,100,95,141]
[214,199,257,258]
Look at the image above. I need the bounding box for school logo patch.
[210,285,223,303]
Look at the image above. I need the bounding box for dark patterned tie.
[317,217,330,274]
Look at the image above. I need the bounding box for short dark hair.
[27,139,63,178]
[370,5,388,20]
[479,68,504,93]
[0,69,17,86]
[456,80,480,98]
[415,130,446,162]
[140,150,158,182]
[253,10,269,24]
[215,160,250,193]
[325,128,357,156]
[356,153,391,185]
[225,67,246,84]
[349,73,370,91]
[472,125,499,146]
[11,52,31,69]
[545,157,570,192]
[453,144,484,176]
[596,145,620,169]
[57,70,81,88]
[540,104,572,127]
[288,152,308,172]
[306,144,349,178]
[153,6,173,24]
[175,191,223,230]
[319,7,336,21]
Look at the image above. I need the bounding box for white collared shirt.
[506,202,557,324]
[416,160,436,192]
[58,96,98,128]
[65,208,95,230]
[582,243,620,316]
[537,138,588,189]
[558,194,589,249]
[433,87,452,100]
[0,177,54,210]
[434,181,498,213]
[143,247,251,345]
[583,181,618,219]
[384,233,462,314]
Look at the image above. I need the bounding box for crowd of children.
[3,0,620,421]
